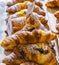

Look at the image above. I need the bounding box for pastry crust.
[2,43,57,65]
[5,12,48,35]
[6,0,43,8]
[6,1,45,16]
[1,29,56,50]
[46,0,58,7]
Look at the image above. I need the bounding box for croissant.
[6,9,47,24]
[6,1,28,13]
[2,43,57,65]
[54,11,59,19]
[46,0,59,7]
[1,29,56,50]
[6,17,26,35]
[6,0,43,8]
[6,15,39,35]
[14,43,57,65]
[6,13,48,35]
[6,1,45,16]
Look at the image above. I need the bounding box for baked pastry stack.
[0,0,57,65]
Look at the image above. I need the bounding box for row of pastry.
[0,0,58,65]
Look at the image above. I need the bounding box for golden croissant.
[6,1,45,16]
[6,0,43,8]
[6,17,26,35]
[46,0,59,7]
[2,43,57,65]
[6,15,39,35]
[6,9,47,24]
[6,13,48,35]
[1,29,56,50]
[14,43,57,65]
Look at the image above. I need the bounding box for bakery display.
[0,0,58,65]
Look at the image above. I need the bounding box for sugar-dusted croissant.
[6,1,45,16]
[6,17,26,35]
[6,15,39,35]
[6,1,28,13]
[6,13,48,35]
[2,52,26,65]
[56,23,59,31]
[54,11,59,19]
[6,9,47,24]
[46,0,59,7]
[1,29,56,50]
[13,43,57,65]
[2,43,57,65]
[6,0,43,8]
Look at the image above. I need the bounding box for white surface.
[0,0,10,64]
